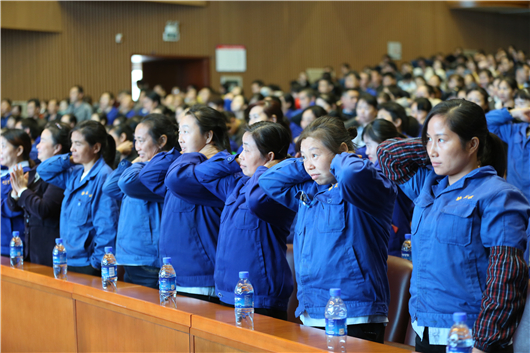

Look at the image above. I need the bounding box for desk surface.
[1,257,413,353]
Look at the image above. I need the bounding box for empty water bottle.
[446,312,473,353]
[159,257,177,308]
[401,233,412,262]
[101,246,117,290]
[52,238,67,280]
[234,271,254,330]
[325,288,347,352]
[10,231,23,268]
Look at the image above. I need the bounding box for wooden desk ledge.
[1,258,415,353]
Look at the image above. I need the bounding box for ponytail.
[72,120,116,168]
[481,132,506,177]
[104,134,116,168]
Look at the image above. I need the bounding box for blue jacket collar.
[432,166,497,197]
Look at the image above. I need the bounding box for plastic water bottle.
[446,312,473,353]
[52,238,67,279]
[159,257,177,308]
[9,231,23,268]
[401,233,412,262]
[325,288,347,352]
[101,246,117,291]
[234,271,254,330]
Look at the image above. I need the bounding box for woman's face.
[248,106,270,126]
[515,98,530,109]
[231,95,245,113]
[315,98,332,113]
[425,115,477,184]
[498,81,514,103]
[239,132,268,177]
[363,135,380,164]
[300,137,336,185]
[301,110,317,130]
[0,136,22,168]
[37,129,60,162]
[135,123,160,162]
[70,131,98,165]
[467,91,488,112]
[178,114,208,153]
[356,99,377,126]
[143,97,157,113]
[411,103,427,124]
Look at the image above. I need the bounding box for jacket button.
[78,202,81,206]
[227,157,232,162]
[327,198,332,203]
[218,292,223,297]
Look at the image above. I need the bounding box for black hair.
[252,80,265,87]
[145,90,161,106]
[247,97,293,141]
[317,93,337,107]
[466,87,490,112]
[514,88,530,101]
[63,114,78,126]
[72,120,116,167]
[377,92,391,103]
[19,118,42,140]
[346,71,361,80]
[186,104,231,153]
[245,121,291,160]
[382,72,396,79]
[44,121,72,153]
[500,77,518,91]
[414,97,433,113]
[296,116,357,154]
[101,91,115,100]
[478,68,493,78]
[109,123,134,142]
[72,85,84,94]
[420,84,436,96]
[28,98,41,108]
[421,99,506,177]
[139,114,178,152]
[300,88,317,99]
[362,119,405,144]
[302,105,328,119]
[0,128,33,163]
[113,115,128,126]
[92,112,108,125]
[282,93,295,110]
[358,93,378,109]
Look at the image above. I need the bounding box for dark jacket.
[6,167,64,266]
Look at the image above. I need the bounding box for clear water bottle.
[10,231,23,268]
[325,288,347,352]
[52,238,67,280]
[401,233,412,262]
[101,246,117,291]
[446,312,473,353]
[234,271,254,330]
[159,257,177,308]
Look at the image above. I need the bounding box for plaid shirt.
[378,137,528,352]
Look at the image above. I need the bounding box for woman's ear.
[15,145,24,158]
[266,151,275,162]
[205,131,213,144]
[158,134,168,149]
[271,115,277,123]
[395,118,402,128]
[339,142,348,153]
[92,142,102,154]
[468,137,480,155]
[53,144,62,155]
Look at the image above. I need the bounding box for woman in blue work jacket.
[378,99,529,353]
[139,105,230,302]
[38,120,119,276]
[194,121,295,319]
[1,129,33,256]
[260,116,397,343]
[103,114,177,288]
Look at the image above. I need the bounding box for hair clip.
[56,123,62,129]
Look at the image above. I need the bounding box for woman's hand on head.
[131,156,142,164]
[509,107,530,122]
[198,144,219,159]
[116,141,133,156]
[264,159,281,169]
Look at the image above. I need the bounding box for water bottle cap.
[330,288,341,297]
[13,231,19,237]
[453,312,467,323]
[55,238,63,245]
[104,246,113,253]
[405,234,411,240]
[163,257,172,264]
[239,271,249,279]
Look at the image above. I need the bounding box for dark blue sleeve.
[165,152,225,207]
[138,149,180,199]
[37,153,74,190]
[330,152,397,218]
[102,160,128,200]
[247,166,296,227]
[118,161,165,203]
[194,152,242,202]
[485,108,516,144]
[259,158,312,212]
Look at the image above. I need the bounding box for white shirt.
[300,311,388,327]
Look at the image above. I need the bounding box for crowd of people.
[2,45,530,353]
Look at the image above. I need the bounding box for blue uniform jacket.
[485,108,530,202]
[195,153,295,310]
[1,165,31,255]
[102,160,164,267]
[401,166,529,329]
[260,153,397,319]
[139,149,225,287]
[37,154,118,268]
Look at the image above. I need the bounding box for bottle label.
[10,246,22,258]
[102,265,117,279]
[159,277,176,291]
[447,348,472,353]
[401,251,412,261]
[325,318,347,336]
[234,294,254,308]
[53,253,67,265]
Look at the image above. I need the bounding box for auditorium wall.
[2,1,529,101]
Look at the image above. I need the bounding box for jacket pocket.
[172,198,195,213]
[234,203,259,230]
[435,203,475,246]
[70,198,91,225]
[317,201,345,233]
[347,246,365,284]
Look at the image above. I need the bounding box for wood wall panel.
[2,1,529,102]
[1,1,62,32]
